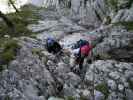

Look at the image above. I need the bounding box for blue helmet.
[47,37,55,46]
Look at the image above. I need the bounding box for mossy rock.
[95,83,109,99]
[31,48,43,55]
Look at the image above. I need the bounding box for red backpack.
[80,44,92,56]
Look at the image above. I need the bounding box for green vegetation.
[0,65,4,72]
[29,34,37,39]
[31,48,49,64]
[120,0,133,9]
[80,96,87,100]
[95,83,109,99]
[113,21,133,31]
[65,96,88,100]
[65,96,75,100]
[106,0,133,11]
[0,39,20,66]
[1,49,16,64]
[0,4,41,38]
[4,95,11,100]
[97,53,111,60]
[0,5,41,71]
[107,0,118,12]
[127,78,133,90]
[128,0,133,8]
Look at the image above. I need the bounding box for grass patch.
[95,83,109,99]
[113,21,133,31]
[0,39,21,65]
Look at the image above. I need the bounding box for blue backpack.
[72,39,89,49]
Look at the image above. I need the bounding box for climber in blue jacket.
[46,37,62,54]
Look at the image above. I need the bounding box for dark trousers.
[47,42,62,54]
[75,55,85,69]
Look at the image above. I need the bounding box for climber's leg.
[79,57,84,69]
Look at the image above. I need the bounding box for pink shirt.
[80,44,92,56]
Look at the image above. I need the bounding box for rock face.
[54,0,133,28]
[0,0,133,100]
[92,25,133,62]
[0,37,133,99]
[85,60,133,100]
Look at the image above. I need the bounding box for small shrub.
[113,21,133,31]
[0,39,20,65]
[65,96,75,100]
[127,78,133,90]
[0,65,4,72]
[80,95,87,100]
[95,83,109,99]
[4,95,11,100]
[107,0,118,12]
[98,53,111,60]
[1,49,15,64]
[29,34,37,39]
[3,40,20,51]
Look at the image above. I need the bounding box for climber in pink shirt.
[75,42,92,69]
